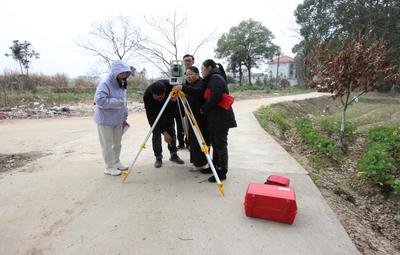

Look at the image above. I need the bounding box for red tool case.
[244,182,298,224]
[265,175,290,187]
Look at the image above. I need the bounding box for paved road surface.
[0,92,360,255]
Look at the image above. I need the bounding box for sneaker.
[190,164,209,172]
[170,154,184,164]
[200,167,213,174]
[208,173,226,183]
[104,168,122,176]
[154,158,162,168]
[114,161,128,170]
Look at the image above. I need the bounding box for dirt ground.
[0,152,45,173]
[280,134,400,255]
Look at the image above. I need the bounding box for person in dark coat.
[174,54,195,149]
[143,80,184,168]
[172,66,209,171]
[200,59,237,183]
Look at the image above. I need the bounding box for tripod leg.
[122,93,174,182]
[178,94,224,196]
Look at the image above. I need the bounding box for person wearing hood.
[94,60,131,176]
[200,59,237,183]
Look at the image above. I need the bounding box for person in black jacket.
[200,59,237,183]
[143,80,184,168]
[172,66,209,171]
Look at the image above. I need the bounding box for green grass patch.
[256,106,291,136]
[229,84,314,98]
[296,116,340,158]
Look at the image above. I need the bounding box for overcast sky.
[1,0,303,78]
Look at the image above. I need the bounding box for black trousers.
[209,128,229,174]
[152,122,177,159]
[175,101,188,146]
[189,124,209,167]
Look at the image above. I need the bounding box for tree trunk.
[339,103,347,148]
[248,66,252,85]
[339,85,352,147]
[239,64,243,85]
[18,61,24,75]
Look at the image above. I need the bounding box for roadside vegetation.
[255,94,400,254]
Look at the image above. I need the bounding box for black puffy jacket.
[200,68,237,130]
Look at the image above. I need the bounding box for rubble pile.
[0,101,144,119]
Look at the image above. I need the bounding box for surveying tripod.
[121,90,224,196]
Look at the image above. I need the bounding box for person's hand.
[171,93,178,102]
[162,131,172,145]
[172,85,183,92]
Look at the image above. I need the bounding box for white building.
[266,55,297,86]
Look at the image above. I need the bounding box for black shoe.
[200,167,212,174]
[154,158,162,168]
[177,144,185,150]
[170,154,184,164]
[208,173,226,183]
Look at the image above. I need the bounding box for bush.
[319,119,356,137]
[279,79,289,88]
[358,125,400,195]
[258,106,290,135]
[296,116,339,158]
[358,143,396,184]
[226,75,236,84]
[367,126,395,145]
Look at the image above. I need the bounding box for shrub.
[358,125,400,195]
[367,126,395,145]
[319,118,356,137]
[296,116,339,158]
[358,143,396,184]
[226,75,236,84]
[257,106,290,136]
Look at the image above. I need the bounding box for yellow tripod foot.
[217,183,224,196]
[121,171,129,183]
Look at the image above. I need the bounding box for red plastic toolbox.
[244,182,298,224]
[265,175,290,187]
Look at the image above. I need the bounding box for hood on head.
[111,60,132,78]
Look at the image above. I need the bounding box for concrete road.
[0,92,360,255]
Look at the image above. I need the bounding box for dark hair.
[183,54,194,61]
[187,66,199,75]
[202,59,227,81]
[149,81,166,95]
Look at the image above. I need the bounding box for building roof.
[269,55,294,64]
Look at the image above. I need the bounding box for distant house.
[266,55,297,86]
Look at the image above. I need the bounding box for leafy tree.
[215,19,279,85]
[5,40,40,75]
[294,0,400,84]
[305,34,400,147]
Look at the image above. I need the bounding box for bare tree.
[140,10,215,76]
[76,15,143,68]
[306,34,400,147]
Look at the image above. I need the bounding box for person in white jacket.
[93,60,131,176]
